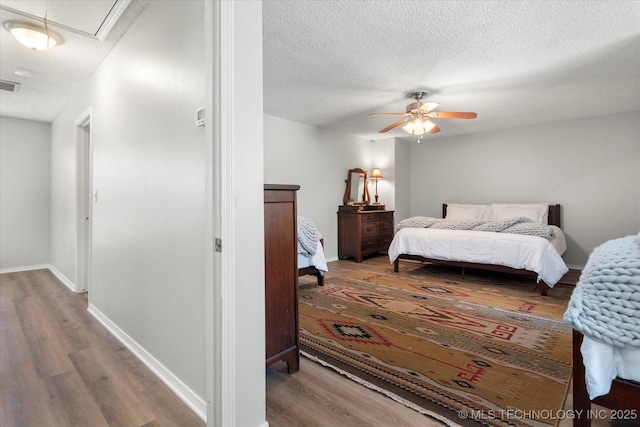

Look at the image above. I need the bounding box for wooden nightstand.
[337,206,394,263]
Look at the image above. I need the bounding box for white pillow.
[491,203,549,224]
[446,204,489,220]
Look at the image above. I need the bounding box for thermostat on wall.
[196,106,205,127]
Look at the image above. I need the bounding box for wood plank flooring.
[1,260,620,427]
[0,269,204,427]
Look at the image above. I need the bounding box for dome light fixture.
[4,20,62,51]
[14,68,35,78]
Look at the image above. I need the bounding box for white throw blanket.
[564,235,640,347]
[297,216,320,257]
[564,234,640,398]
[395,216,556,240]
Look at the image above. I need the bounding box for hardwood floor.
[267,358,443,427]
[0,269,204,427]
[1,260,621,427]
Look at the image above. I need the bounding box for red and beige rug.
[299,262,574,427]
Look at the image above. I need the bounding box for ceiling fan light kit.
[369,89,477,141]
[402,118,435,135]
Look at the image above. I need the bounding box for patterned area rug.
[299,262,573,427]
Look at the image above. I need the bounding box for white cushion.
[446,204,489,220]
[491,203,549,224]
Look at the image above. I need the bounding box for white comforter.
[388,226,568,286]
[580,336,640,399]
[298,240,328,274]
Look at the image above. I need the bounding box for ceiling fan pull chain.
[44,10,51,49]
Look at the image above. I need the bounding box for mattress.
[298,240,328,273]
[388,226,569,286]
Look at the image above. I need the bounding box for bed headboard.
[442,204,562,228]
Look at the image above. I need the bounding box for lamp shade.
[5,21,61,50]
[370,168,383,180]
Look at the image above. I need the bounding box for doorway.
[75,108,93,295]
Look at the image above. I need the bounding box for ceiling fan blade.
[418,101,440,112]
[427,111,477,119]
[429,124,441,134]
[379,118,408,133]
[369,112,408,116]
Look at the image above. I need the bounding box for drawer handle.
[362,224,377,234]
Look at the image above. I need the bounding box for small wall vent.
[0,80,21,92]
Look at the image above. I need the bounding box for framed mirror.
[343,168,370,205]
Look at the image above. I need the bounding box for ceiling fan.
[369,90,477,141]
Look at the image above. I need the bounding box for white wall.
[394,139,411,223]
[264,114,395,259]
[405,111,640,267]
[50,0,206,402]
[0,117,51,270]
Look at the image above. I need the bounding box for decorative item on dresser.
[343,168,370,206]
[264,184,300,373]
[370,167,383,206]
[337,205,394,263]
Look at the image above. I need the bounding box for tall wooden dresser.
[264,184,300,373]
[337,205,394,263]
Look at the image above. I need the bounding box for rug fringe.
[300,350,462,427]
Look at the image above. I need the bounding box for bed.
[298,217,328,286]
[564,234,640,426]
[389,203,569,296]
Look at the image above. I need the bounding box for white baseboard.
[0,264,50,274]
[87,304,207,422]
[46,264,77,292]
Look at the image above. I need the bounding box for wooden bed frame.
[572,330,640,426]
[298,239,324,286]
[393,204,562,296]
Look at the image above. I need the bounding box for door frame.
[205,1,266,425]
[75,107,93,294]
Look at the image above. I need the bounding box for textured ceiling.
[1,0,639,140]
[263,0,640,140]
[0,0,150,122]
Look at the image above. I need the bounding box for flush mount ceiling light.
[4,20,62,51]
[14,68,35,78]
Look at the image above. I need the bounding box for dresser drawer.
[378,212,393,222]
[377,235,393,250]
[361,236,378,252]
[378,221,393,234]
[361,213,379,222]
[362,222,378,235]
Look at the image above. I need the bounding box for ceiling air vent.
[0,80,21,92]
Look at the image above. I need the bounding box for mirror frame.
[343,168,370,206]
